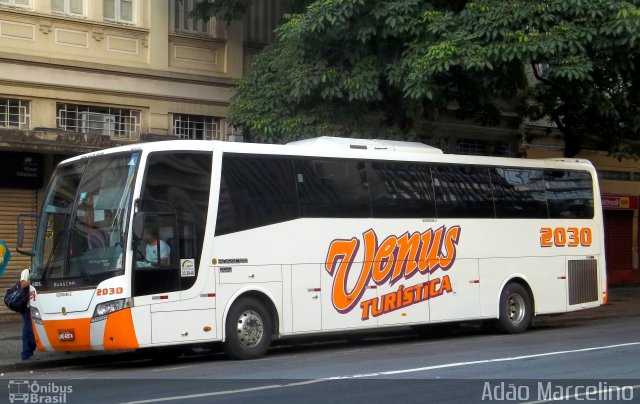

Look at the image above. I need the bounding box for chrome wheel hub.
[236,310,264,347]
[506,293,525,324]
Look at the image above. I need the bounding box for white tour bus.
[18,137,606,359]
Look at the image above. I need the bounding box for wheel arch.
[221,287,281,342]
[497,275,535,316]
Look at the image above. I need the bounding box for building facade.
[0,0,282,321]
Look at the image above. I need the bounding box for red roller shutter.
[603,210,634,284]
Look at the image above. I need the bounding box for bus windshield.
[32,152,140,290]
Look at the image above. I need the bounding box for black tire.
[496,283,532,334]
[224,297,272,360]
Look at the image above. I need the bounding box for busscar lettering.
[325,226,461,319]
[218,258,248,264]
[53,281,76,288]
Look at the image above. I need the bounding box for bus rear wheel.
[496,283,532,334]
[224,297,272,360]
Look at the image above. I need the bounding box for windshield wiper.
[79,265,90,282]
[40,217,69,286]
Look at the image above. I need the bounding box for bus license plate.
[58,330,75,341]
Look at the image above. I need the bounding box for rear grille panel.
[568,259,598,305]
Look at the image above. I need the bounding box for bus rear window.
[491,168,548,218]
[545,170,594,219]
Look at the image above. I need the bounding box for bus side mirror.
[17,212,38,257]
[132,213,144,242]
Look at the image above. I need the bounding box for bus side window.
[215,155,297,236]
[295,159,370,218]
[432,165,495,218]
[368,161,436,218]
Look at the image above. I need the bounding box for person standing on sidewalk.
[20,268,36,360]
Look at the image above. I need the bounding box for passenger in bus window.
[138,227,170,267]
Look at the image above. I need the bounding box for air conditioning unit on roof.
[287,136,443,154]
[80,112,116,136]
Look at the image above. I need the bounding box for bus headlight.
[93,298,133,317]
[30,306,41,321]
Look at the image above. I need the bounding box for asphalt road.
[3,310,640,404]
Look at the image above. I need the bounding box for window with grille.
[173,0,210,35]
[456,138,485,156]
[104,0,134,24]
[173,114,222,140]
[493,142,512,157]
[56,104,141,138]
[598,170,633,182]
[0,98,30,130]
[0,0,31,9]
[52,0,84,16]
[457,138,512,157]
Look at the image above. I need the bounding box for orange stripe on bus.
[103,308,139,350]
[41,318,92,351]
[32,320,46,352]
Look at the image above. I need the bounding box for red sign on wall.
[602,195,638,210]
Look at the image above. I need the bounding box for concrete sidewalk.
[0,286,637,370]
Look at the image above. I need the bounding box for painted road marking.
[149,365,193,372]
[337,341,640,378]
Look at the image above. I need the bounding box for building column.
[149,1,169,69]
[31,98,57,129]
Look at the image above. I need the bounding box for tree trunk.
[563,130,582,158]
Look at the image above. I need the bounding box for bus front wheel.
[224,297,272,360]
[496,283,532,334]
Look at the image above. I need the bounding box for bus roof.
[58,137,596,173]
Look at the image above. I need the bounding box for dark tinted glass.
[432,165,494,218]
[368,161,436,218]
[216,154,298,236]
[491,168,548,218]
[135,152,212,295]
[545,170,594,219]
[295,159,370,218]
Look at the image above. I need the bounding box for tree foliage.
[196,0,640,157]
[411,0,640,157]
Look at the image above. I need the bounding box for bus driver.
[138,227,170,267]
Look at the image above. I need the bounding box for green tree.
[196,0,640,157]
[406,0,640,157]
